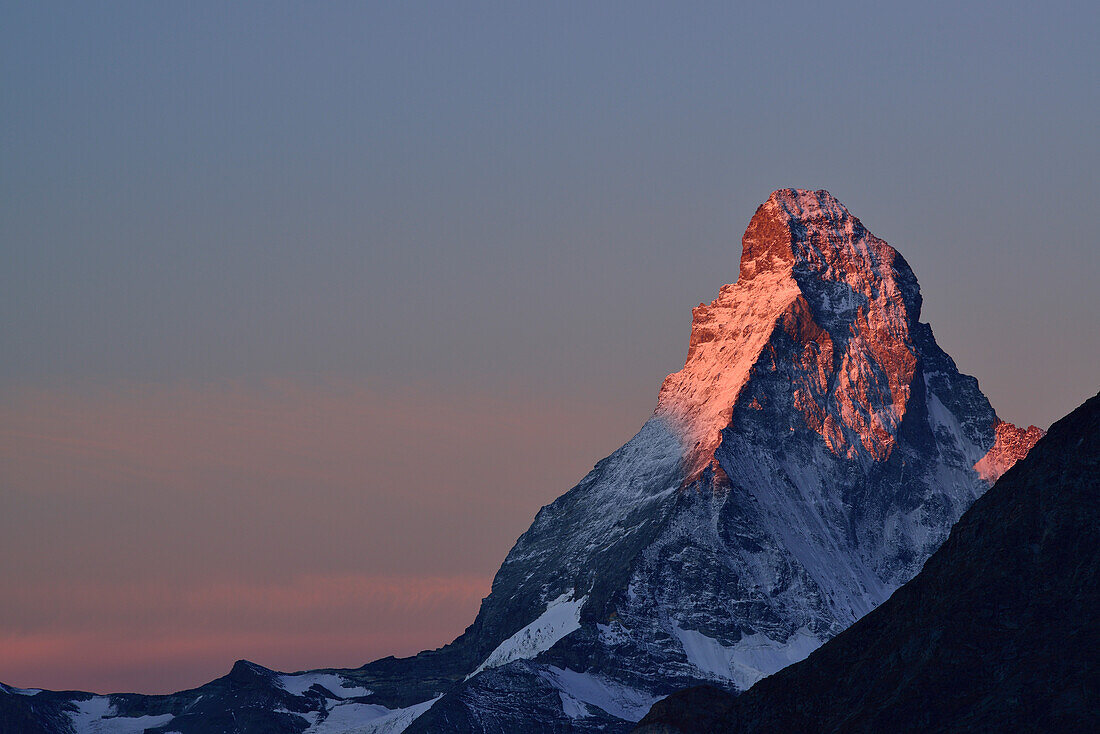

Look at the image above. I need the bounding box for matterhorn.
[1,190,1041,734]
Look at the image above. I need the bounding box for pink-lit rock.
[657,188,1037,482]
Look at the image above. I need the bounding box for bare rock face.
[2,190,1042,734]
[974,420,1045,481]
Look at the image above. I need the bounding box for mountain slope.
[1,189,1041,733]
[637,391,1099,733]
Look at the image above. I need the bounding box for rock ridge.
[657,188,1028,481]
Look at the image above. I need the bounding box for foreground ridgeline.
[2,190,1042,733]
[637,391,1099,733]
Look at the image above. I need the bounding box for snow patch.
[557,690,592,719]
[68,696,174,734]
[673,625,822,690]
[298,702,391,732]
[352,695,441,734]
[0,682,41,696]
[296,694,440,734]
[541,667,661,722]
[280,671,371,698]
[470,592,587,677]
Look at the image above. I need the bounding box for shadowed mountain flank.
[638,392,1098,733]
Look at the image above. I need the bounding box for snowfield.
[469,591,587,677]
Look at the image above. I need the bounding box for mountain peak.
[407,193,1045,731]
[739,189,858,279]
[657,189,1028,481]
[6,190,1047,734]
[657,189,925,475]
[741,189,920,311]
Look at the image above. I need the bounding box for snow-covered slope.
[468,591,587,677]
[2,189,1041,734]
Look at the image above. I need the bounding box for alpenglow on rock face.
[1,190,1042,734]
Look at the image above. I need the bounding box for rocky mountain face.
[1,190,1041,733]
[637,391,1099,734]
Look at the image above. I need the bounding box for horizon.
[2,1,1098,695]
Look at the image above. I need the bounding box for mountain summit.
[2,190,1042,734]
[659,189,1027,477]
[407,188,1043,730]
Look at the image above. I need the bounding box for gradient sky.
[2,1,1097,694]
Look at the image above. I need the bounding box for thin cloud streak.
[0,378,647,693]
[0,574,490,694]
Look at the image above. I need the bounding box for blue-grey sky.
[1,1,1097,693]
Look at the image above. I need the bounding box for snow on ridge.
[469,592,587,678]
[352,694,441,734]
[540,666,661,722]
[0,682,41,696]
[278,671,450,734]
[67,696,174,734]
[655,267,802,477]
[672,625,823,691]
[279,671,371,698]
[293,694,441,734]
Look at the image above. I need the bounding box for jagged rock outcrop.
[2,190,1041,733]
[637,391,1098,733]
[974,420,1045,481]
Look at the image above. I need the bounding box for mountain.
[1,189,1041,733]
[637,391,1099,733]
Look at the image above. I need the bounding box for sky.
[2,1,1097,694]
